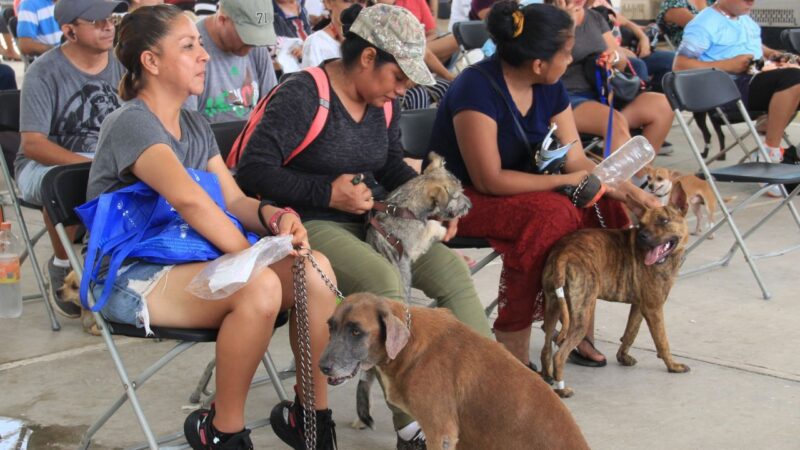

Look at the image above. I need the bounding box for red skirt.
[458,187,631,332]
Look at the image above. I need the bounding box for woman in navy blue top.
[430,1,659,370]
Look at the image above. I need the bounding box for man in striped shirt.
[16,0,61,56]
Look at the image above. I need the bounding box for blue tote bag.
[75,168,258,312]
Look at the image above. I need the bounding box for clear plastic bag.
[186,235,294,300]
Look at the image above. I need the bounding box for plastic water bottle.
[592,135,656,188]
[0,222,23,318]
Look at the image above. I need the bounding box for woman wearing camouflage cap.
[236,4,492,449]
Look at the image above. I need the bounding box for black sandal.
[568,337,607,368]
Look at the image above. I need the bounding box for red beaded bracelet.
[267,207,300,235]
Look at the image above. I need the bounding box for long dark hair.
[487,1,574,67]
[115,4,184,101]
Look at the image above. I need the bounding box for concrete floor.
[1,56,799,449]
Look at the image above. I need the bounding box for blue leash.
[595,67,615,158]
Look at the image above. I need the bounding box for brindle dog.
[540,196,691,398]
[320,293,590,450]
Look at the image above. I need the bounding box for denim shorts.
[92,261,172,334]
[568,91,599,110]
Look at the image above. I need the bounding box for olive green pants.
[306,220,492,429]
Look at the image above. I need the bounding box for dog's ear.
[424,152,445,174]
[626,193,648,219]
[669,179,689,217]
[379,304,409,360]
[425,184,450,209]
[667,169,682,182]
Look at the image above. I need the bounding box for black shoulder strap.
[469,64,533,152]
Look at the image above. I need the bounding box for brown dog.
[320,293,589,450]
[643,166,721,238]
[540,196,691,398]
[58,271,100,336]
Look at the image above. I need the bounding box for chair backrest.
[781,29,800,53]
[0,89,21,132]
[453,20,489,51]
[41,162,92,228]
[399,107,437,159]
[662,69,741,113]
[7,15,18,39]
[210,120,246,161]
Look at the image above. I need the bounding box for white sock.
[53,257,70,268]
[397,421,425,441]
[765,145,783,163]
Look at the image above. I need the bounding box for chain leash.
[292,251,345,450]
[593,203,607,229]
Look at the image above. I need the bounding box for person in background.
[15,0,126,319]
[0,6,23,61]
[674,0,800,191]
[657,0,713,47]
[15,0,61,56]
[185,0,278,123]
[549,0,674,174]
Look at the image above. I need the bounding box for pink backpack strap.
[283,66,331,166]
[383,101,393,127]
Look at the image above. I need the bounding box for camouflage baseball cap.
[349,4,435,86]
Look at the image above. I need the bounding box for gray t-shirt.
[184,18,278,123]
[16,47,124,173]
[562,8,611,93]
[87,98,221,200]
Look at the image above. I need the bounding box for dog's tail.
[555,286,570,345]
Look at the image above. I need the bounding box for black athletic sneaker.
[184,404,253,450]
[270,397,337,450]
[396,429,427,450]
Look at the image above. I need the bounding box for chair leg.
[188,357,217,404]
[675,109,772,299]
[262,351,290,402]
[1,161,59,330]
[484,298,498,317]
[57,224,159,449]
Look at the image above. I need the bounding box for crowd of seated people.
[2,0,798,449]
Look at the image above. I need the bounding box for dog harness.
[368,201,421,259]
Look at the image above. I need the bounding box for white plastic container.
[592,135,656,187]
[0,222,22,318]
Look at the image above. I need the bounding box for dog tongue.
[645,243,669,266]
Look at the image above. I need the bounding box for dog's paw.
[668,363,691,373]
[616,352,637,366]
[351,418,371,430]
[555,387,574,398]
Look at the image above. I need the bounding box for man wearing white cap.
[15,0,126,319]
[185,0,278,123]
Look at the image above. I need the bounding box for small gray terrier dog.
[366,152,472,301]
[354,152,472,430]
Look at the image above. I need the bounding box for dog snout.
[637,229,653,246]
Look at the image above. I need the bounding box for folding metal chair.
[40,163,289,449]
[0,89,60,330]
[781,28,800,53]
[452,20,489,70]
[663,68,800,300]
[399,107,501,315]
